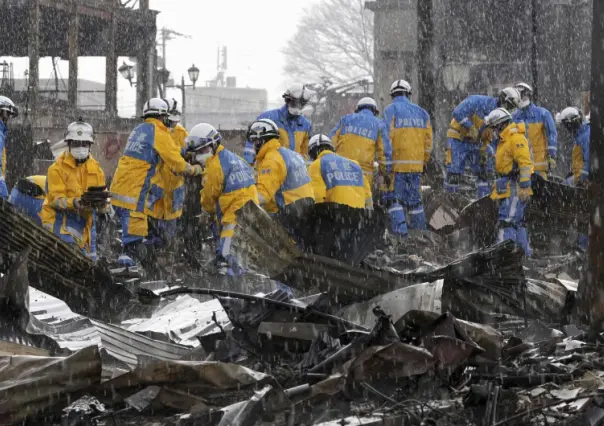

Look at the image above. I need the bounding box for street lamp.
[187,64,200,88]
[118,61,135,86]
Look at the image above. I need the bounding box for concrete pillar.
[68,2,79,109]
[27,0,40,121]
[105,12,118,115]
[576,0,604,325]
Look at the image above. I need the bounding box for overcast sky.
[0,0,318,117]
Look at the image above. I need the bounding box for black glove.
[383,174,392,188]
[81,186,110,208]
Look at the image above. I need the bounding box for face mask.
[196,152,213,165]
[288,107,302,117]
[71,147,90,160]
[518,99,530,108]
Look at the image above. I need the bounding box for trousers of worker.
[445,139,491,198]
[495,185,532,257]
[385,173,426,235]
[214,222,246,276]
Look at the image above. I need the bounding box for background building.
[366,0,592,171]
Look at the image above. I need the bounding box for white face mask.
[288,106,302,116]
[71,147,90,160]
[196,152,213,165]
[518,99,530,109]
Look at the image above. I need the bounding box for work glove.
[81,186,110,209]
[517,186,531,203]
[184,164,204,177]
[548,157,557,172]
[466,126,479,141]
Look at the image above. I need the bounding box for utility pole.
[576,0,604,325]
[157,27,191,93]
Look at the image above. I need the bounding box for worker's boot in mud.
[124,241,159,277]
[214,256,229,276]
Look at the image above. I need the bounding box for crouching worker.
[9,175,46,224]
[40,121,108,260]
[248,118,315,233]
[307,134,372,209]
[187,123,258,275]
[484,108,534,257]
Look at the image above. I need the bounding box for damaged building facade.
[367,0,592,170]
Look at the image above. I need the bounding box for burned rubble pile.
[0,190,599,426]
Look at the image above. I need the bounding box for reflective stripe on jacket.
[201,145,259,225]
[255,139,314,213]
[308,150,371,208]
[383,96,433,173]
[330,109,391,176]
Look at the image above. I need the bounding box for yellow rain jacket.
[330,109,390,187]
[383,96,433,173]
[201,145,258,241]
[571,122,590,185]
[308,150,371,208]
[255,139,314,214]
[111,118,190,219]
[40,152,106,258]
[491,122,534,200]
[160,124,188,220]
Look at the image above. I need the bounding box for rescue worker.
[8,175,46,224]
[484,108,534,256]
[247,118,314,225]
[156,98,189,240]
[40,121,108,260]
[557,106,590,251]
[0,96,19,199]
[243,83,312,164]
[445,87,521,197]
[512,83,557,179]
[307,134,373,208]
[383,80,432,236]
[110,98,203,266]
[186,123,258,275]
[329,97,391,189]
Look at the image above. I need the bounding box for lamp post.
[118,62,200,123]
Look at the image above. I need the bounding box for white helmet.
[166,98,181,123]
[484,108,513,128]
[514,83,533,108]
[65,120,95,143]
[356,97,378,115]
[142,98,170,118]
[308,134,334,160]
[498,87,521,111]
[247,118,280,152]
[390,80,412,97]
[185,123,222,152]
[0,96,18,118]
[283,83,312,116]
[555,107,583,131]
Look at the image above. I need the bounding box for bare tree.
[283,0,374,85]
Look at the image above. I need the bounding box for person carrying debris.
[307,134,372,209]
[186,123,258,275]
[40,121,108,260]
[248,118,314,231]
[0,96,18,199]
[329,97,391,190]
[8,175,46,224]
[557,107,590,251]
[484,108,534,256]
[445,88,521,197]
[243,83,312,164]
[382,80,432,236]
[512,83,558,179]
[110,98,203,267]
[152,98,189,241]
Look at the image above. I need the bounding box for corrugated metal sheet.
[28,287,192,368]
[123,296,230,347]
